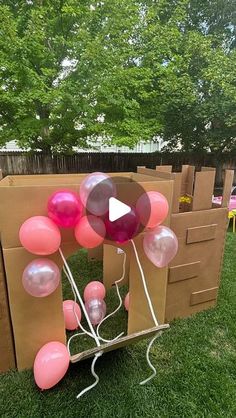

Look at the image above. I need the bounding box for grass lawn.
[1,233,236,418]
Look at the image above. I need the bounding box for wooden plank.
[155,165,172,172]
[192,170,216,211]
[70,324,170,363]
[187,224,217,244]
[190,287,218,306]
[222,170,234,208]
[168,261,200,283]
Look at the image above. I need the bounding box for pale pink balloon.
[19,216,61,255]
[124,292,129,311]
[48,190,83,228]
[143,225,178,268]
[34,341,70,390]
[83,281,106,302]
[63,300,82,330]
[74,215,105,248]
[85,298,106,326]
[22,259,60,297]
[79,172,116,216]
[136,191,169,229]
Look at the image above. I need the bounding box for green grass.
[1,234,236,417]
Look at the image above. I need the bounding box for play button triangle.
[109,197,131,222]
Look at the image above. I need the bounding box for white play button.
[109,197,131,222]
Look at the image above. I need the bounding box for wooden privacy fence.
[1,151,236,186]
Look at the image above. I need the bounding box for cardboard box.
[0,172,173,370]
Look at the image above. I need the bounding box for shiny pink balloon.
[63,300,82,330]
[75,215,106,248]
[105,207,140,243]
[19,216,61,255]
[22,259,60,297]
[84,281,106,302]
[136,191,169,229]
[79,172,116,216]
[143,225,178,268]
[124,292,129,311]
[85,298,106,326]
[48,190,83,228]
[34,341,70,390]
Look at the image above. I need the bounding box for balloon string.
[63,267,95,341]
[130,239,160,385]
[60,248,104,400]
[59,248,101,347]
[96,251,127,343]
[76,352,103,399]
[130,240,159,327]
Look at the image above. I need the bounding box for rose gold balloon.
[143,226,178,268]
[22,259,60,297]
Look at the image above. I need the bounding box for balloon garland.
[18,172,178,398]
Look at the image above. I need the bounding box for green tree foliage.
[0,0,235,152]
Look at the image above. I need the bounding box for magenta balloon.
[85,298,106,326]
[22,259,60,297]
[79,172,116,216]
[143,225,178,268]
[34,341,70,390]
[105,207,140,243]
[48,190,83,228]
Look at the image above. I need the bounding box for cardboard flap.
[168,261,200,283]
[187,224,217,244]
[172,172,182,213]
[190,287,218,305]
[181,165,195,196]
[192,170,216,211]
[222,170,234,208]
[155,165,172,172]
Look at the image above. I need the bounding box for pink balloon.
[75,215,105,248]
[48,190,83,228]
[22,259,60,297]
[124,292,129,311]
[19,216,61,255]
[63,300,82,330]
[79,172,116,216]
[34,341,70,390]
[105,207,140,243]
[143,225,178,268]
[136,191,169,229]
[84,281,106,302]
[85,298,106,325]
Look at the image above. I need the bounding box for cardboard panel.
[190,287,218,306]
[172,173,182,213]
[137,167,175,180]
[87,246,103,261]
[168,261,200,283]
[103,243,130,289]
[71,324,169,363]
[181,165,195,196]
[128,234,169,333]
[0,244,15,372]
[222,170,234,208]
[166,207,228,321]
[155,165,172,172]
[3,242,78,370]
[187,224,217,244]
[192,170,216,211]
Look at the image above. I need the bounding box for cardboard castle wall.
[104,166,233,322]
[0,172,173,371]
